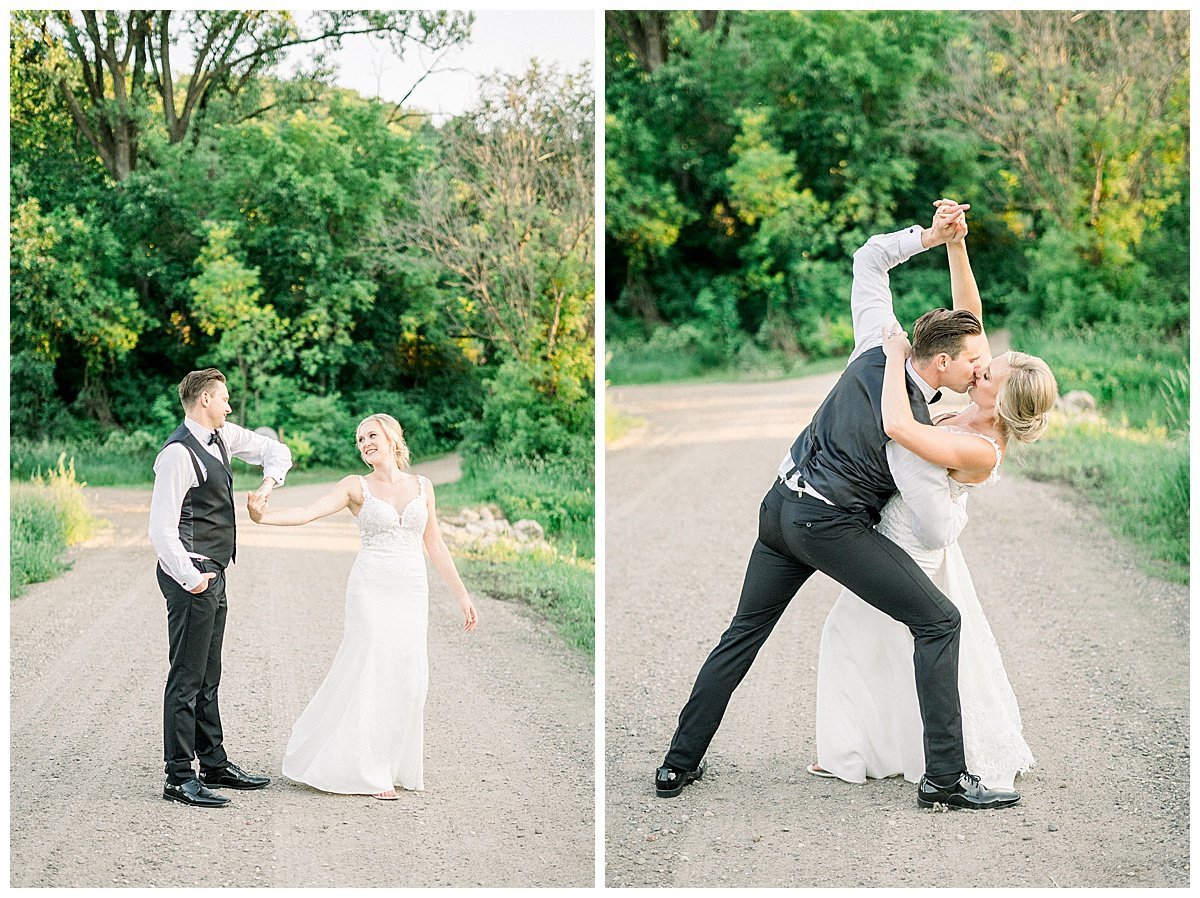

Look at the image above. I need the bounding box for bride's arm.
[421,479,478,631]
[246,476,358,525]
[880,328,996,473]
[935,198,994,353]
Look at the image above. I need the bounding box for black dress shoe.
[917,772,1020,810]
[163,778,230,807]
[200,762,271,790]
[655,758,706,798]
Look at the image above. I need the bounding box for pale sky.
[294,10,596,121]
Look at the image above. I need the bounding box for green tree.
[13,10,472,182]
[385,62,595,456]
[389,63,594,371]
[10,198,145,426]
[189,221,286,422]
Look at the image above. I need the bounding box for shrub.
[11,454,100,597]
[464,359,593,460]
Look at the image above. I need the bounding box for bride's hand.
[459,595,478,632]
[881,324,911,360]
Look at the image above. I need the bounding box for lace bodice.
[356,475,428,550]
[878,427,1002,560]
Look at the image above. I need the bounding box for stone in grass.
[513,519,546,541]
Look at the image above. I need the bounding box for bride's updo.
[995,352,1058,443]
[357,413,412,469]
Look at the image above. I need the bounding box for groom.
[149,368,292,807]
[657,203,1022,810]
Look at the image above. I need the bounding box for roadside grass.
[9,441,596,654]
[605,400,645,444]
[1012,416,1189,584]
[1009,324,1189,584]
[606,344,845,386]
[435,452,595,655]
[11,438,428,490]
[11,456,102,598]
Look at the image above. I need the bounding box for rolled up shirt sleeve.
[149,444,206,591]
[887,442,969,549]
[220,420,293,485]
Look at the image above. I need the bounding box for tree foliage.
[10,10,592,468]
[385,64,595,457]
[13,10,472,181]
[604,10,1189,374]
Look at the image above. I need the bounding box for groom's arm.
[848,226,932,363]
[148,445,209,592]
[220,420,293,496]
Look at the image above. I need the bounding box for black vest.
[787,346,933,519]
[164,423,236,567]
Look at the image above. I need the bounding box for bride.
[248,413,478,799]
[811,207,1057,791]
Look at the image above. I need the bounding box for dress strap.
[358,475,372,499]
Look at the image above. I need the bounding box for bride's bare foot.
[372,789,399,800]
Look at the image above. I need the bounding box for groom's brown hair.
[178,368,227,410]
[910,309,982,363]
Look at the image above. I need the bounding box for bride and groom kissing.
[656,200,1057,810]
[150,369,477,807]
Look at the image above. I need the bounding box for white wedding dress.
[282,475,429,793]
[814,430,1034,790]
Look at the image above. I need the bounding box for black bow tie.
[929,391,942,404]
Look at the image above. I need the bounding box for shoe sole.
[917,796,1021,810]
[200,781,271,790]
[162,791,229,808]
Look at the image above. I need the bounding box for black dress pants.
[159,559,230,784]
[665,481,967,779]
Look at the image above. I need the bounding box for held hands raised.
[881,324,912,360]
[933,197,969,244]
[247,491,269,523]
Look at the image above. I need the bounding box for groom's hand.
[189,573,216,594]
[251,477,276,500]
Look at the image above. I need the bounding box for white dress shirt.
[149,418,293,590]
[778,224,967,548]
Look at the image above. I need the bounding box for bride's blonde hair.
[356,413,411,469]
[995,352,1058,443]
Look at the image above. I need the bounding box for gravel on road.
[604,375,1189,888]
[10,456,595,888]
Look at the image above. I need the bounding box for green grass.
[455,553,595,655]
[435,452,594,654]
[11,438,428,490]
[605,399,645,444]
[1014,416,1189,583]
[11,456,102,598]
[606,341,845,386]
[1012,324,1189,431]
[437,453,594,558]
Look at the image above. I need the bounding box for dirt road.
[604,375,1189,887]
[10,456,594,888]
